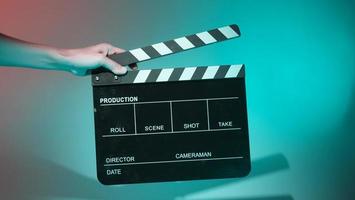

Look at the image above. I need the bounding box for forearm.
[0,33,127,76]
[0,34,67,71]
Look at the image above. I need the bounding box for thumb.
[101,57,127,75]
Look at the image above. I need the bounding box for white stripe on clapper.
[196,31,217,44]
[152,42,173,55]
[225,64,242,78]
[202,66,220,79]
[179,67,197,81]
[156,68,174,82]
[218,26,239,39]
[134,70,151,83]
[129,48,151,61]
[174,37,195,50]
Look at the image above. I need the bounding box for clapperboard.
[92,24,250,185]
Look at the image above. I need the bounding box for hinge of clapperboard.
[91,24,244,85]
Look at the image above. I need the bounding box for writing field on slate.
[91,24,250,185]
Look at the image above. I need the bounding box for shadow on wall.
[175,154,292,200]
[0,153,292,200]
[330,77,355,198]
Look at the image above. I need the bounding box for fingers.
[108,47,125,55]
[92,43,124,56]
[100,44,134,72]
[91,43,132,74]
[101,57,127,75]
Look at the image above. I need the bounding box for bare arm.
[0,33,128,76]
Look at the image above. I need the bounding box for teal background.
[0,0,354,199]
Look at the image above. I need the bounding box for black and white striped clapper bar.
[92,24,251,185]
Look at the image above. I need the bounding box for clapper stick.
[92,65,245,86]
[107,24,240,66]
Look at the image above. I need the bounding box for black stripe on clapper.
[186,34,205,47]
[237,65,245,78]
[145,68,162,82]
[214,65,231,79]
[230,24,241,36]
[164,40,184,53]
[208,29,227,41]
[141,46,161,58]
[191,66,208,80]
[168,68,184,81]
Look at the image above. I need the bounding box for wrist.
[47,47,75,72]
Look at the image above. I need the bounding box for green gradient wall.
[0,0,354,199]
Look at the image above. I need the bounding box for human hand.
[0,33,135,76]
[55,43,133,76]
